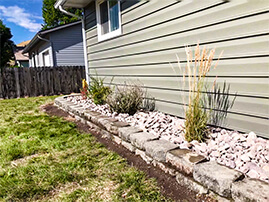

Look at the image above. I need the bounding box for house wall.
[51,23,84,66]
[28,39,53,67]
[84,0,269,138]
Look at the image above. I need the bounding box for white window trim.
[39,47,53,67]
[96,0,122,42]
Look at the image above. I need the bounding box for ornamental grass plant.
[178,44,223,142]
[204,81,236,127]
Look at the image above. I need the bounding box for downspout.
[37,34,55,66]
[58,5,90,84]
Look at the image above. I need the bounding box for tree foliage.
[42,0,82,30]
[0,20,14,68]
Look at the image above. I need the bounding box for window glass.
[100,1,109,34]
[109,1,119,32]
[43,51,50,66]
[97,0,121,41]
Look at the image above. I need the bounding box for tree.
[0,20,14,68]
[42,0,82,30]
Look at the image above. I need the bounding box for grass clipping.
[180,44,223,142]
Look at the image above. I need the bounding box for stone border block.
[118,126,142,142]
[112,135,122,145]
[176,172,208,194]
[102,120,129,135]
[135,149,153,164]
[153,160,178,176]
[193,161,244,198]
[122,140,136,152]
[129,132,158,150]
[83,110,102,125]
[166,149,206,175]
[231,178,269,202]
[144,140,179,162]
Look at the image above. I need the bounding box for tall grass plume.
[179,44,223,142]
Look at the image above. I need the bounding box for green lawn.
[0,96,169,201]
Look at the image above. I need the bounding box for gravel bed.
[66,95,269,183]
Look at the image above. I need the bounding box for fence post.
[14,68,21,98]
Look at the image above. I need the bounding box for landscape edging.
[54,95,269,202]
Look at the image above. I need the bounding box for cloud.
[0,5,42,32]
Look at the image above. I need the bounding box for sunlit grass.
[0,96,168,201]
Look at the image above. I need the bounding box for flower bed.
[66,95,269,183]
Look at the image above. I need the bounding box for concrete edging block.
[166,149,206,175]
[144,139,179,162]
[135,149,153,164]
[118,126,142,142]
[129,132,158,151]
[231,178,269,202]
[193,161,244,198]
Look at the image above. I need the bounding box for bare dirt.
[44,104,215,202]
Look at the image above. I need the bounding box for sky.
[0,0,43,45]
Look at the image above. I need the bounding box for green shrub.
[89,76,111,105]
[106,84,144,115]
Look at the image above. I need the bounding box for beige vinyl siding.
[84,0,269,138]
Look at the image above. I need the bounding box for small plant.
[141,95,156,112]
[80,79,89,99]
[106,83,144,115]
[204,81,236,126]
[89,76,111,105]
[178,44,223,142]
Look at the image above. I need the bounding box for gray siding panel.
[51,23,84,66]
[85,0,269,138]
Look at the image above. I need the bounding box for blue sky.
[0,0,43,44]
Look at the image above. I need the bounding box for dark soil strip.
[44,104,214,202]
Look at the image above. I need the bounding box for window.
[96,0,121,41]
[42,51,50,66]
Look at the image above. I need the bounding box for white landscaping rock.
[65,95,269,184]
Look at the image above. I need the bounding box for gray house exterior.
[55,0,269,139]
[23,21,84,67]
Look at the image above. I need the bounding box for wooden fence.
[0,66,85,99]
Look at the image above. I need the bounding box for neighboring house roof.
[14,41,30,61]
[23,21,81,53]
[17,40,31,47]
[14,49,29,61]
[55,0,91,8]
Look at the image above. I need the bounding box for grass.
[0,96,169,201]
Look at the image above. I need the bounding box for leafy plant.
[204,81,236,126]
[0,20,15,68]
[89,76,111,105]
[42,0,82,30]
[178,44,223,142]
[106,84,144,115]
